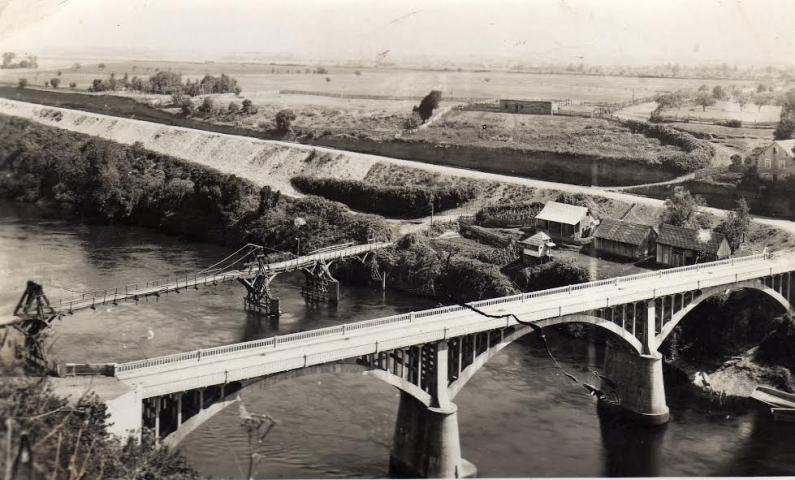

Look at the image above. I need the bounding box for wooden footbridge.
[7,241,391,336]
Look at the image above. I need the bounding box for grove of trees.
[1,51,38,69]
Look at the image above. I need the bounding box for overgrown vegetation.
[0,115,390,254]
[660,186,705,227]
[515,260,592,292]
[622,119,715,173]
[290,175,478,218]
[0,353,200,479]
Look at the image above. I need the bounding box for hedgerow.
[291,175,479,218]
[623,119,715,173]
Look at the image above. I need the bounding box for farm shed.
[593,218,656,260]
[519,231,555,265]
[499,99,555,115]
[655,224,730,267]
[535,202,591,242]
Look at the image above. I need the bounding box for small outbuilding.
[499,99,555,115]
[519,231,555,265]
[593,218,656,260]
[534,202,592,242]
[655,224,731,267]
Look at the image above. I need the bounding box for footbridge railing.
[45,242,390,315]
[114,251,784,377]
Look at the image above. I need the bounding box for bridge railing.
[114,251,777,376]
[51,242,391,313]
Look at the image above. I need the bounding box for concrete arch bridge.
[53,251,793,478]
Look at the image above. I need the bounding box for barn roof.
[535,202,589,225]
[594,218,653,246]
[656,224,727,254]
[774,139,795,158]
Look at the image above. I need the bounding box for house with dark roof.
[655,224,731,267]
[534,201,592,242]
[593,218,656,260]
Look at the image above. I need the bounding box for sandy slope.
[2,98,795,237]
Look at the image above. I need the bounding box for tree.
[416,90,442,122]
[69,82,76,88]
[2,51,16,67]
[227,101,240,114]
[715,197,751,253]
[694,91,716,111]
[752,92,770,112]
[661,187,704,227]
[325,76,331,82]
[275,109,296,132]
[698,84,710,92]
[241,98,256,114]
[735,91,750,112]
[17,78,27,88]
[72,62,81,70]
[98,62,106,70]
[49,78,60,88]
[314,66,328,74]
[712,85,727,101]
[774,92,795,140]
[197,96,215,117]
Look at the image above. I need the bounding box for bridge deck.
[111,252,793,398]
[35,242,389,317]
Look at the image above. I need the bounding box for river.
[2,200,795,478]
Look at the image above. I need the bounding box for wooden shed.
[534,202,591,242]
[655,224,731,267]
[519,231,555,265]
[593,218,656,260]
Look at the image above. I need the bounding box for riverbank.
[0,87,706,187]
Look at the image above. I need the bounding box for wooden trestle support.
[12,280,59,373]
[238,254,281,317]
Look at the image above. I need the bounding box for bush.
[623,119,714,173]
[275,109,296,132]
[16,78,26,88]
[291,175,479,218]
[516,260,591,292]
[475,201,544,227]
[718,119,742,128]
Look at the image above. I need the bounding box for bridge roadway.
[114,251,792,399]
[5,242,390,325]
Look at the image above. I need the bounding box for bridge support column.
[600,345,669,425]
[389,392,476,478]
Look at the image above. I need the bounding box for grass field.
[660,99,781,124]
[0,59,765,103]
[410,110,684,160]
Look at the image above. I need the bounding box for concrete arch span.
[655,281,791,347]
[448,313,643,400]
[162,359,431,446]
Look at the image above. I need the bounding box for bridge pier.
[600,345,669,425]
[301,264,340,305]
[389,392,476,478]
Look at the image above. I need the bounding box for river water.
[2,201,795,478]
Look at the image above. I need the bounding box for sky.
[0,0,793,66]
